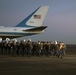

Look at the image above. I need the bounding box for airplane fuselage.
[0,27,44,40]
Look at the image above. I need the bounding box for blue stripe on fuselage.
[0,32,36,36]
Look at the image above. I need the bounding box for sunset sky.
[0,0,76,44]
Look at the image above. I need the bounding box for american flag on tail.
[34,15,41,19]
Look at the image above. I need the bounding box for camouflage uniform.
[20,41,26,56]
[26,41,32,57]
[45,42,51,57]
[37,42,42,56]
[12,41,17,56]
[7,41,11,54]
[53,43,59,56]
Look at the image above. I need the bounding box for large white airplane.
[0,6,49,40]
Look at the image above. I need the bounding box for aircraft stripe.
[0,32,37,36]
[15,7,40,27]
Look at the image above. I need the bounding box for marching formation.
[0,38,66,58]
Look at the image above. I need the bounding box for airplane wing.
[22,26,47,32]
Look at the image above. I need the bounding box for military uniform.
[26,40,32,57]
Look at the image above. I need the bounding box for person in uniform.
[53,41,59,57]
[20,39,26,56]
[4,38,10,54]
[58,42,64,58]
[26,38,33,57]
[7,41,11,54]
[45,41,51,57]
[16,41,20,56]
[32,42,38,56]
[61,42,66,56]
[12,38,17,56]
[0,38,3,54]
[37,41,42,56]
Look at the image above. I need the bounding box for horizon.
[0,0,76,44]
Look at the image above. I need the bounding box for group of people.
[0,38,66,58]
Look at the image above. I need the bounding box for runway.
[0,54,76,75]
[0,44,76,75]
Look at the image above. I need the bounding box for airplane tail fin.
[15,6,49,27]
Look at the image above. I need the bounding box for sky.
[0,0,76,44]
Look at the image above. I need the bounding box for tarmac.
[0,54,76,75]
[0,44,76,75]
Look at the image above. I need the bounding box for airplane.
[0,6,49,40]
